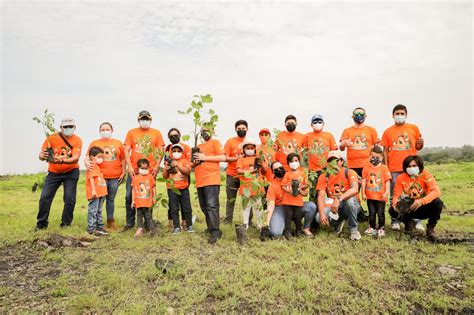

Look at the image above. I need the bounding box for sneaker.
[134,228,144,238]
[391,223,401,231]
[334,220,345,235]
[378,228,385,237]
[350,230,361,241]
[208,235,218,244]
[172,227,181,235]
[415,222,425,232]
[283,230,293,240]
[222,217,232,225]
[364,227,376,235]
[192,215,197,225]
[93,230,109,237]
[60,223,70,228]
[187,226,194,233]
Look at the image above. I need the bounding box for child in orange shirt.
[86,147,108,236]
[281,153,309,238]
[361,146,392,237]
[132,159,156,237]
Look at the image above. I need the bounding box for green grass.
[0,162,473,312]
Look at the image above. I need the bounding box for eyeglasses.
[260,133,270,137]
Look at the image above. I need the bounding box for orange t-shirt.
[166,158,190,190]
[304,131,338,171]
[266,178,284,206]
[224,137,245,177]
[276,131,305,171]
[132,174,156,208]
[87,138,124,179]
[86,164,108,200]
[316,168,359,198]
[392,170,441,208]
[124,128,165,172]
[340,125,379,169]
[362,164,392,201]
[41,133,82,173]
[194,139,225,188]
[236,156,265,196]
[166,142,192,161]
[257,143,277,182]
[381,124,421,172]
[281,168,307,206]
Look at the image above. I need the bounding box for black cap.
[138,110,152,119]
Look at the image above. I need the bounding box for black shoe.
[295,230,304,238]
[35,225,47,231]
[284,230,293,240]
[121,225,134,232]
[60,223,71,228]
[222,217,232,225]
[208,235,219,244]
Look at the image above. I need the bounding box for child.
[361,146,392,237]
[163,144,194,234]
[236,139,267,229]
[131,158,156,237]
[86,146,108,236]
[281,153,308,239]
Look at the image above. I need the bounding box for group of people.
[35,105,444,244]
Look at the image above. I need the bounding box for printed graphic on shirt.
[367,172,383,192]
[350,134,368,150]
[136,180,151,199]
[281,139,300,155]
[103,145,117,161]
[402,181,426,199]
[333,182,346,196]
[55,146,72,159]
[392,132,411,151]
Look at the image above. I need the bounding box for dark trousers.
[168,188,193,229]
[137,207,154,231]
[36,168,80,228]
[352,168,363,177]
[283,205,302,232]
[367,200,386,229]
[388,198,443,227]
[197,185,222,237]
[225,175,240,221]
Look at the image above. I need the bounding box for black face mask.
[370,157,381,166]
[286,123,296,132]
[201,132,211,141]
[169,135,180,144]
[236,130,247,138]
[273,167,286,178]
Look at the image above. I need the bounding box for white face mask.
[139,120,151,129]
[312,123,323,131]
[172,152,182,160]
[62,127,75,137]
[100,131,112,139]
[244,149,255,156]
[139,168,149,175]
[95,157,103,165]
[289,161,300,170]
[407,166,420,176]
[394,115,406,124]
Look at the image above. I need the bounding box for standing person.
[36,118,82,230]
[85,147,109,236]
[339,107,379,176]
[361,146,392,237]
[163,144,194,234]
[304,114,338,204]
[223,120,248,224]
[85,122,125,231]
[257,128,277,182]
[381,104,424,231]
[193,125,226,244]
[275,115,305,172]
[131,159,156,238]
[123,110,165,231]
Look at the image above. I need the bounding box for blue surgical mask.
[62,127,74,137]
[394,115,406,124]
[407,166,420,176]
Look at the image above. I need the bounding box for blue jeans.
[87,196,105,232]
[105,178,119,220]
[315,196,360,232]
[390,172,421,225]
[269,201,317,237]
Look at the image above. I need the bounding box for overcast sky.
[1,0,472,174]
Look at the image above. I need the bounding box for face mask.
[370,157,381,166]
[169,135,180,144]
[289,161,300,170]
[201,132,211,141]
[139,168,148,175]
[237,130,247,138]
[100,131,112,139]
[95,157,103,165]
[244,149,255,156]
[394,115,406,124]
[407,166,420,176]
[139,120,151,129]
[273,167,285,178]
[259,135,269,144]
[353,115,365,124]
[312,123,323,131]
[286,123,296,132]
[62,127,74,137]
[172,152,182,160]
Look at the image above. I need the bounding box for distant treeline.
[419,145,474,164]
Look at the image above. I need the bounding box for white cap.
[239,138,257,149]
[60,117,76,127]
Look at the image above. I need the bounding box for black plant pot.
[191,147,201,164]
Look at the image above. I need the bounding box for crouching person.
[132,159,156,238]
[315,151,362,240]
[389,155,443,241]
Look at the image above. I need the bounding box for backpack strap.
[58,132,73,150]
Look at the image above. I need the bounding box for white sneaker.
[415,222,425,231]
[350,230,361,241]
[391,223,401,231]
[364,227,376,235]
[378,228,385,237]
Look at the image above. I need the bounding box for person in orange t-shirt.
[388,155,443,241]
[361,146,392,237]
[123,110,165,231]
[86,147,109,236]
[163,144,194,234]
[381,104,424,230]
[85,122,126,231]
[339,107,379,176]
[257,128,277,182]
[36,117,82,230]
[280,153,309,239]
[132,159,156,238]
[192,125,226,244]
[223,120,247,224]
[276,115,305,172]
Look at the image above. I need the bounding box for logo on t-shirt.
[103,145,117,161]
[136,180,151,199]
[392,133,411,151]
[332,182,346,196]
[350,133,368,150]
[282,139,300,155]
[402,182,425,199]
[367,172,383,192]
[54,146,72,159]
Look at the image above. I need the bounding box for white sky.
[1,0,473,174]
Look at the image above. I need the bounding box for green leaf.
[156,177,167,183]
[244,171,253,179]
[186,107,193,114]
[177,110,186,115]
[243,188,251,198]
[209,109,215,115]
[211,115,218,123]
[161,199,168,208]
[194,111,200,119]
[201,94,213,103]
[182,135,190,142]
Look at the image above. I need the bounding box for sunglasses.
[260,133,270,137]
[62,125,75,129]
[353,111,365,116]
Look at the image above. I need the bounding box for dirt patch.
[36,233,96,250]
[447,209,474,216]
[435,232,474,245]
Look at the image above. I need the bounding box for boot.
[235,224,248,245]
[426,224,437,242]
[106,218,118,232]
[404,219,416,236]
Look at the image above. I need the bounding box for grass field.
[0,162,473,313]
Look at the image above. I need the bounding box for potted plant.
[33,109,56,162]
